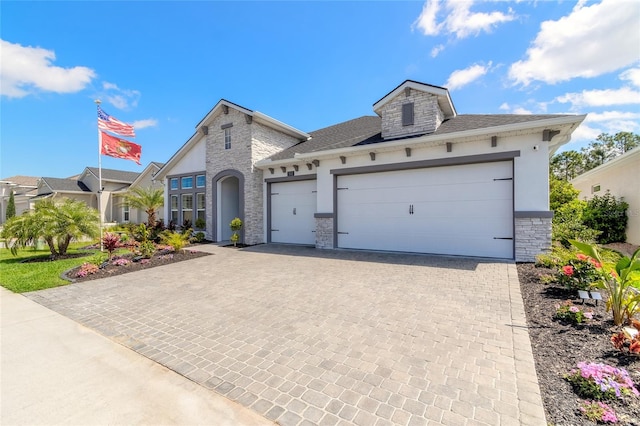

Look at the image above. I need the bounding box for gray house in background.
[1,163,164,226]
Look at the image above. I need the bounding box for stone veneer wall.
[204,109,301,246]
[515,216,553,262]
[380,90,444,139]
[315,216,334,249]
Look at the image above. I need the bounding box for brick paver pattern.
[27,244,545,426]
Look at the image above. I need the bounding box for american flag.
[98,106,136,137]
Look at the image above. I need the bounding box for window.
[224,128,231,150]
[123,205,130,222]
[182,194,193,225]
[592,184,601,193]
[181,176,193,189]
[170,195,179,224]
[196,193,205,223]
[170,178,178,190]
[402,102,414,126]
[196,174,205,188]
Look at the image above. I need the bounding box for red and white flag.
[98,106,136,137]
[100,131,141,165]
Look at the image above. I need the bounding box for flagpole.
[95,99,103,252]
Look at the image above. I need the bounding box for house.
[3,163,164,226]
[0,176,39,224]
[155,80,585,261]
[571,147,640,245]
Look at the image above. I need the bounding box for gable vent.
[402,103,414,126]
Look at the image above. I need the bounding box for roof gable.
[373,80,456,119]
[196,99,310,140]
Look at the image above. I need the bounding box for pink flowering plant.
[579,400,618,424]
[555,300,593,324]
[111,258,130,267]
[565,362,639,401]
[75,262,99,278]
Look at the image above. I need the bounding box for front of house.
[156,80,585,261]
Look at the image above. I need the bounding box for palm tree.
[122,186,164,227]
[3,198,99,257]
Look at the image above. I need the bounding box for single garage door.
[336,161,513,258]
[270,180,317,245]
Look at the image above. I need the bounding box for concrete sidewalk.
[0,287,272,426]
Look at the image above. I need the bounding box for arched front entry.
[212,170,244,242]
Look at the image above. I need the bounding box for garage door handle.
[271,229,279,232]
[293,208,296,215]
[337,232,349,234]
[493,237,513,240]
[409,204,414,215]
[493,178,513,181]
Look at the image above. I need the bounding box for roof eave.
[256,114,586,165]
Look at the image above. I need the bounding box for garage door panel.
[271,180,316,245]
[337,161,513,258]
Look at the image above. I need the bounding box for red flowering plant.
[611,319,640,356]
[556,253,603,291]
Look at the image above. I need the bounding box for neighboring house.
[155,80,585,261]
[0,176,39,224]
[113,162,165,224]
[29,166,151,224]
[571,147,640,245]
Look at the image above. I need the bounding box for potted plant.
[229,217,242,247]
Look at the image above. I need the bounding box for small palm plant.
[230,217,242,247]
[570,240,640,326]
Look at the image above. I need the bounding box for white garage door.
[270,180,317,245]
[337,161,513,258]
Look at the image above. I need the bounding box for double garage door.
[270,161,514,258]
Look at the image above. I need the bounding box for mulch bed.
[65,248,211,282]
[518,262,640,425]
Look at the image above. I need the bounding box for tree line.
[550,132,639,181]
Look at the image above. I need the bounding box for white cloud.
[132,119,158,129]
[0,39,95,98]
[499,102,510,111]
[620,67,640,88]
[430,44,445,58]
[569,111,640,146]
[445,62,491,90]
[102,81,141,110]
[413,0,515,39]
[555,87,640,108]
[513,107,533,115]
[509,0,640,86]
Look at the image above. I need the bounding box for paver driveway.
[26,244,545,426]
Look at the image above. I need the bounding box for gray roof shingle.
[39,177,91,193]
[267,114,575,161]
[85,167,140,183]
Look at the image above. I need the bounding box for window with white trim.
[181,176,193,189]
[196,193,205,223]
[123,205,130,222]
[170,195,178,224]
[592,184,601,193]
[196,174,205,188]
[182,194,193,225]
[224,128,231,150]
[170,178,178,190]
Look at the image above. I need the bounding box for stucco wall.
[571,149,640,245]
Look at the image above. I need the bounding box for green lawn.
[0,242,100,293]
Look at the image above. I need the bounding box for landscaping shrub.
[583,192,629,244]
[565,362,639,401]
[552,199,600,247]
[556,253,602,290]
[102,232,121,259]
[579,401,618,424]
[160,230,191,252]
[554,300,593,324]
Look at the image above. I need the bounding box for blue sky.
[1,0,639,179]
